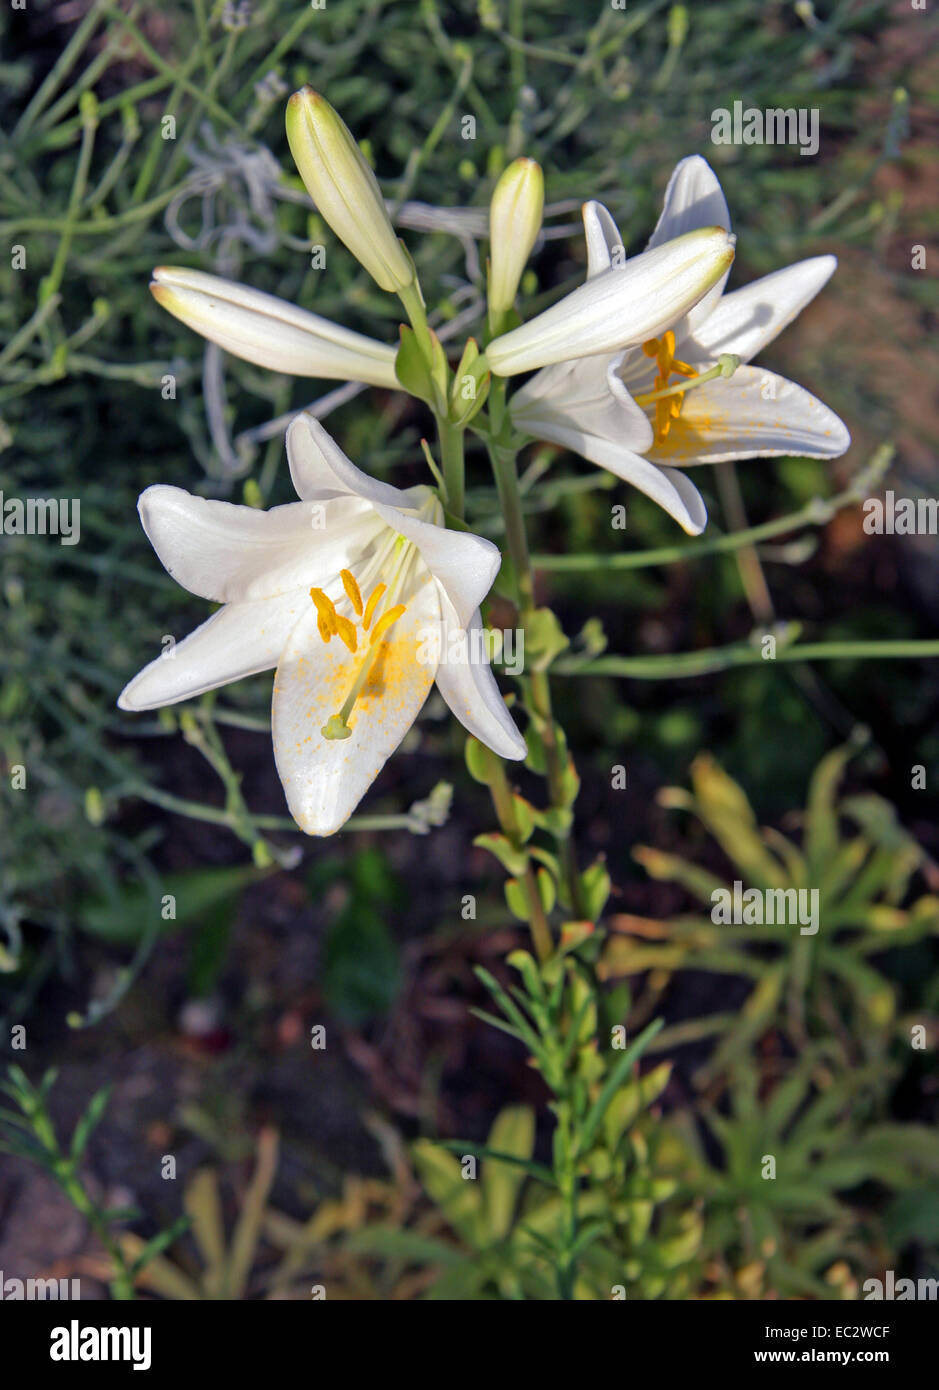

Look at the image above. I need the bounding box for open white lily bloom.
[486,224,735,377]
[606,157,851,470]
[150,266,399,390]
[510,156,850,535]
[508,352,708,532]
[118,417,525,836]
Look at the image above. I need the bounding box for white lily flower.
[285,87,414,294]
[486,224,735,377]
[510,156,850,535]
[118,417,525,836]
[151,267,400,390]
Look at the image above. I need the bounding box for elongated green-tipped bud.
[285,87,413,293]
[488,157,544,318]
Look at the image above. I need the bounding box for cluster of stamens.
[639,330,698,444]
[309,567,408,741]
[309,569,406,654]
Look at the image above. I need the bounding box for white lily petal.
[137,485,384,604]
[511,353,654,453]
[685,256,838,365]
[371,504,501,629]
[647,155,731,248]
[514,418,707,535]
[487,226,735,375]
[286,413,413,508]
[582,200,624,279]
[614,343,662,397]
[150,267,399,390]
[647,156,732,336]
[287,415,498,626]
[649,366,851,465]
[433,599,526,760]
[272,573,439,835]
[118,593,305,711]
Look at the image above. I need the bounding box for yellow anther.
[333,614,358,654]
[310,578,401,654]
[340,568,363,616]
[369,603,407,647]
[362,582,386,632]
[642,337,660,358]
[309,587,338,634]
[311,584,357,648]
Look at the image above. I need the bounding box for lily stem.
[398,279,433,362]
[489,437,535,614]
[438,417,465,520]
[487,421,587,920]
[482,743,553,964]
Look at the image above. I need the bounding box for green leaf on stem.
[504,876,530,922]
[580,860,611,921]
[395,324,446,412]
[474,832,529,877]
[464,736,491,785]
[70,1084,112,1162]
[449,337,490,426]
[577,1018,665,1156]
[536,866,556,914]
[525,607,570,671]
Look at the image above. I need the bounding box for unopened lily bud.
[487,226,735,376]
[150,266,399,389]
[285,87,413,293]
[488,158,544,317]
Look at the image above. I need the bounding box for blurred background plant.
[1,0,937,1299]
[606,739,939,1080]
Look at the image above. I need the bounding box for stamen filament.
[321,611,403,741]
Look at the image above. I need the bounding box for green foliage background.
[1,0,937,1300]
